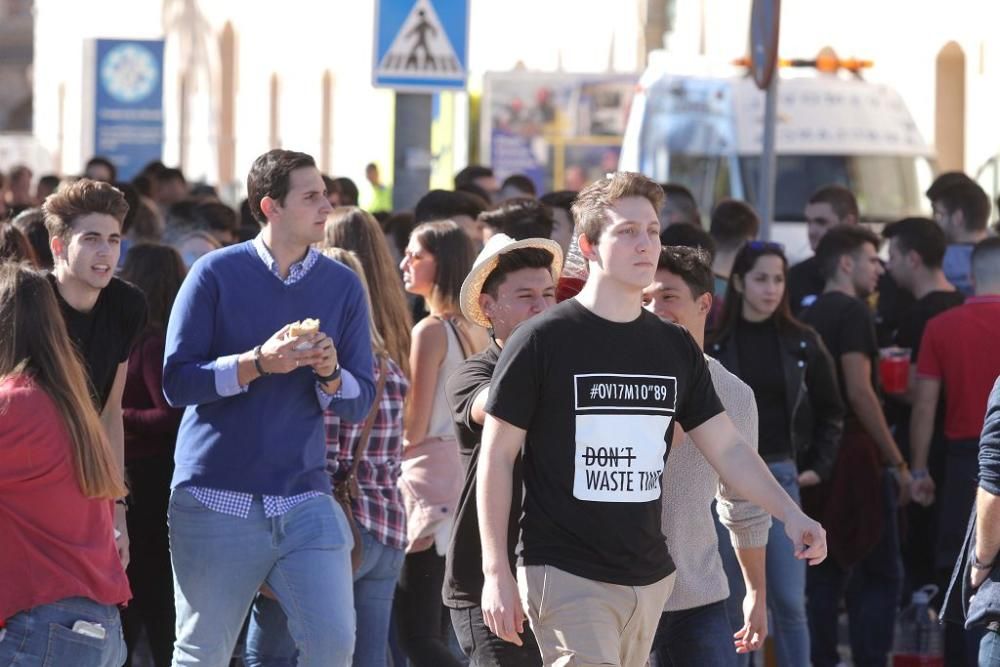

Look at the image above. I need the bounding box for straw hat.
[460,233,564,328]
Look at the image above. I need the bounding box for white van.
[619,53,935,263]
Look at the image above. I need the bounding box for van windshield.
[740,155,934,222]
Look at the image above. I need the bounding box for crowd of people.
[1,150,999,667]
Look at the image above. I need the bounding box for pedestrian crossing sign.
[373,0,469,91]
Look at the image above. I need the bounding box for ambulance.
[619,51,935,263]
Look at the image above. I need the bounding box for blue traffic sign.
[373,0,469,92]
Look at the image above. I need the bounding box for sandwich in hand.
[287,318,320,349]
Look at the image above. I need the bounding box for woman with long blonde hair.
[0,262,131,666]
[395,220,488,667]
[322,206,413,377]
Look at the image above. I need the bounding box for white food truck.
[619,52,935,263]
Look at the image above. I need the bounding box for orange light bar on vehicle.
[732,56,873,73]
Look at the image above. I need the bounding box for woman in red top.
[119,243,186,667]
[0,263,130,666]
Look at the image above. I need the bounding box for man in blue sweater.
[163,149,375,666]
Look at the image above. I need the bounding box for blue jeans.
[168,489,355,667]
[0,596,126,667]
[649,601,736,667]
[982,627,1000,667]
[244,525,405,667]
[717,460,809,667]
[806,470,902,667]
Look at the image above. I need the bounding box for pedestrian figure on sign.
[406,9,436,70]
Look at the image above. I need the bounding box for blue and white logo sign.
[93,39,165,180]
[373,0,469,91]
[100,43,160,103]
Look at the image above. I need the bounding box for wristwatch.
[971,552,995,571]
[316,363,341,384]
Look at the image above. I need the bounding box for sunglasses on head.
[745,240,785,253]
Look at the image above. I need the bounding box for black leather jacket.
[709,324,845,482]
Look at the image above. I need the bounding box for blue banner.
[93,39,165,180]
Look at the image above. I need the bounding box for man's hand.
[797,470,821,488]
[896,466,914,506]
[734,589,767,654]
[307,332,339,378]
[258,326,328,375]
[481,571,525,646]
[911,470,936,507]
[784,510,827,565]
[114,503,130,570]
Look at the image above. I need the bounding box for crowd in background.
[2,151,1000,667]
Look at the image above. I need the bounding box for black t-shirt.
[443,342,524,608]
[48,274,148,411]
[800,291,879,416]
[788,256,826,315]
[894,290,965,362]
[886,289,964,441]
[485,299,724,586]
[735,317,792,461]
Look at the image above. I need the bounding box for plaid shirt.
[325,356,409,550]
[184,237,327,518]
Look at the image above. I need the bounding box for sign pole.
[393,92,433,211]
[749,0,780,241]
[374,0,469,208]
[758,73,778,241]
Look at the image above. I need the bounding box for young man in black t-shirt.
[799,224,910,667]
[478,172,827,667]
[43,179,148,568]
[445,233,562,666]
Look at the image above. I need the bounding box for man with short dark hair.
[479,172,825,666]
[800,224,910,667]
[478,198,554,243]
[499,174,537,201]
[85,155,118,183]
[414,188,489,243]
[35,173,61,204]
[154,167,188,211]
[709,199,760,297]
[932,180,991,296]
[445,234,562,667]
[881,217,964,605]
[44,179,149,571]
[6,164,34,215]
[163,148,376,666]
[456,164,499,202]
[644,246,771,666]
[909,237,1000,665]
[789,185,860,313]
[883,218,964,382]
[539,190,576,258]
[659,182,700,227]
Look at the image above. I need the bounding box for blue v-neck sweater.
[163,242,375,496]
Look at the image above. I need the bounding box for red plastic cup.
[879,347,911,394]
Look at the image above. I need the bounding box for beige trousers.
[517,564,676,667]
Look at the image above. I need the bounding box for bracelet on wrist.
[253,345,271,377]
[315,363,341,384]
[912,469,929,480]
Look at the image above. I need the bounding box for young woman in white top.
[396,219,488,666]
